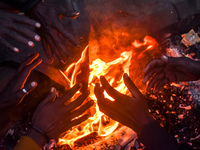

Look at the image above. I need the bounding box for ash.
[145,86,200,150]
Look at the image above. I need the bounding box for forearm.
[138,120,178,150]
[2,0,41,12]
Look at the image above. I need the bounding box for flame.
[58,35,158,148]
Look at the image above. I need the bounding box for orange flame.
[58,35,158,148]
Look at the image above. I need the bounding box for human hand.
[0,53,42,109]
[29,84,94,146]
[26,1,80,63]
[0,10,41,52]
[143,55,200,93]
[94,74,154,134]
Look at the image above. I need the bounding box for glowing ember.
[58,35,158,148]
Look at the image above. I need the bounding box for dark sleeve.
[138,120,193,150]
[2,0,40,12]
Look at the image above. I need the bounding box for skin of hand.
[26,1,80,63]
[143,55,200,93]
[0,10,41,52]
[94,74,154,134]
[28,84,94,147]
[0,53,42,109]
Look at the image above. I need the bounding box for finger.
[49,31,70,60]
[59,84,82,103]
[54,23,80,47]
[143,58,166,74]
[94,83,104,100]
[16,81,37,103]
[5,29,34,47]
[100,76,123,99]
[15,53,40,75]
[3,21,41,42]
[142,67,164,84]
[97,99,117,120]
[146,73,165,91]
[41,35,53,63]
[62,11,79,18]
[39,87,57,106]
[12,25,41,42]
[123,73,142,98]
[70,100,94,120]
[70,114,89,127]
[59,114,89,134]
[66,90,90,112]
[14,14,41,28]
[45,33,66,63]
[94,83,115,109]
[0,36,19,52]
[154,78,169,93]
[57,6,79,18]
[16,58,42,88]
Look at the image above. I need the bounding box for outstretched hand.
[143,55,200,93]
[28,84,94,147]
[0,10,41,52]
[94,74,154,134]
[26,1,80,63]
[0,53,42,109]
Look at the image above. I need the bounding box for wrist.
[26,128,48,147]
[135,114,155,135]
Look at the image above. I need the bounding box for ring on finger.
[22,88,28,94]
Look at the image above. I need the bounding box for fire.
[58,35,158,148]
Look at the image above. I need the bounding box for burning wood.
[55,35,158,149]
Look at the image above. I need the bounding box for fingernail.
[79,83,82,87]
[61,60,67,64]
[74,12,80,16]
[34,35,41,41]
[162,55,168,61]
[76,44,81,48]
[31,81,37,87]
[51,87,55,93]
[36,22,41,28]
[13,47,19,52]
[28,41,34,47]
[124,73,129,78]
[100,76,104,80]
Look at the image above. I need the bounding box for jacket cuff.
[14,136,41,150]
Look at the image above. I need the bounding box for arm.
[2,0,40,12]
[17,85,93,148]
[138,120,178,150]
[94,74,194,150]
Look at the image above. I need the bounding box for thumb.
[123,73,143,99]
[161,55,168,62]
[162,55,182,66]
